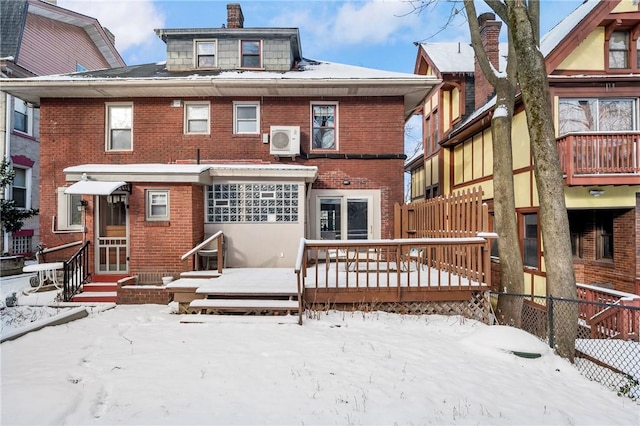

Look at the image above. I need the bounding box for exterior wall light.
[589,189,605,197]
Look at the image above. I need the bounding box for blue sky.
[58,0,586,74]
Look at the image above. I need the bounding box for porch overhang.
[64,164,214,184]
[64,180,127,195]
[207,164,318,183]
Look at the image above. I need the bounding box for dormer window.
[195,40,217,68]
[609,31,629,69]
[241,40,261,68]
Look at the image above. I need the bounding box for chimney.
[227,3,244,29]
[474,12,502,109]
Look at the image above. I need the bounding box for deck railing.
[576,283,640,340]
[295,237,491,305]
[557,132,639,185]
[181,231,224,273]
[62,241,91,302]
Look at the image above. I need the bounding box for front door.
[96,193,128,273]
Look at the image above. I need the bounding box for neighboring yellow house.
[408,0,640,296]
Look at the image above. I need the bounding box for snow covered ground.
[1,274,639,425]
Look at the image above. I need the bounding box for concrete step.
[72,291,117,303]
[82,282,117,292]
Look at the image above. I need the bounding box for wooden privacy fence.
[395,186,489,239]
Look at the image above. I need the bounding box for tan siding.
[557,28,604,71]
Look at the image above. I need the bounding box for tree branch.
[484,0,508,22]
[464,0,500,87]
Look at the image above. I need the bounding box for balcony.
[557,132,639,185]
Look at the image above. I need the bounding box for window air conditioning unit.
[270,126,300,157]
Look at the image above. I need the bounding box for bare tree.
[463,0,524,326]
[505,1,577,360]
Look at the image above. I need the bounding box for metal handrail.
[63,241,91,302]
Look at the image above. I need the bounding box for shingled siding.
[166,36,293,71]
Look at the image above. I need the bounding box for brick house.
[2,3,438,284]
[0,0,125,256]
[407,0,640,295]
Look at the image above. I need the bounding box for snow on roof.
[540,0,601,56]
[64,163,318,174]
[420,42,508,74]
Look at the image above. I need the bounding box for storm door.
[96,193,129,273]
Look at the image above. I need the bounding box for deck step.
[196,287,298,297]
[189,298,300,311]
[180,270,222,279]
[180,315,300,325]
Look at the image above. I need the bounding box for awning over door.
[64,180,127,195]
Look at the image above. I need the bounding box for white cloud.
[269,0,428,57]
[57,0,165,55]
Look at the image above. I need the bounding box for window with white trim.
[11,167,30,209]
[206,183,299,223]
[195,40,217,68]
[184,102,210,134]
[233,101,259,134]
[311,103,338,150]
[241,40,261,68]
[146,190,170,221]
[558,98,638,135]
[56,187,83,230]
[106,103,133,151]
[13,98,33,135]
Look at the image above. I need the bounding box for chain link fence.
[490,292,640,401]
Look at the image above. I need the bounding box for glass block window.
[206,183,299,223]
[13,235,32,255]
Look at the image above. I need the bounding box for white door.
[96,193,129,273]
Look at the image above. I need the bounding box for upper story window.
[241,40,261,68]
[106,103,133,151]
[13,98,33,135]
[311,103,338,150]
[425,110,439,156]
[195,40,217,68]
[609,31,629,69]
[233,101,260,134]
[558,98,638,135]
[11,167,29,209]
[184,102,210,134]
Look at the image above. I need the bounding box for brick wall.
[38,95,406,271]
[117,284,171,305]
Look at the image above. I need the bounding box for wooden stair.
[71,282,118,303]
[181,268,303,324]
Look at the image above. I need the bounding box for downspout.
[3,93,12,252]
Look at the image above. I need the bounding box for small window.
[184,102,210,134]
[596,211,613,261]
[11,167,29,208]
[56,188,83,230]
[13,98,33,135]
[241,40,261,68]
[12,234,32,255]
[146,190,169,221]
[311,103,337,150]
[106,103,133,151]
[76,62,87,72]
[522,213,539,268]
[195,40,216,68]
[233,102,259,134]
[609,31,629,69]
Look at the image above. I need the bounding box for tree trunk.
[492,79,524,327]
[507,5,577,361]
